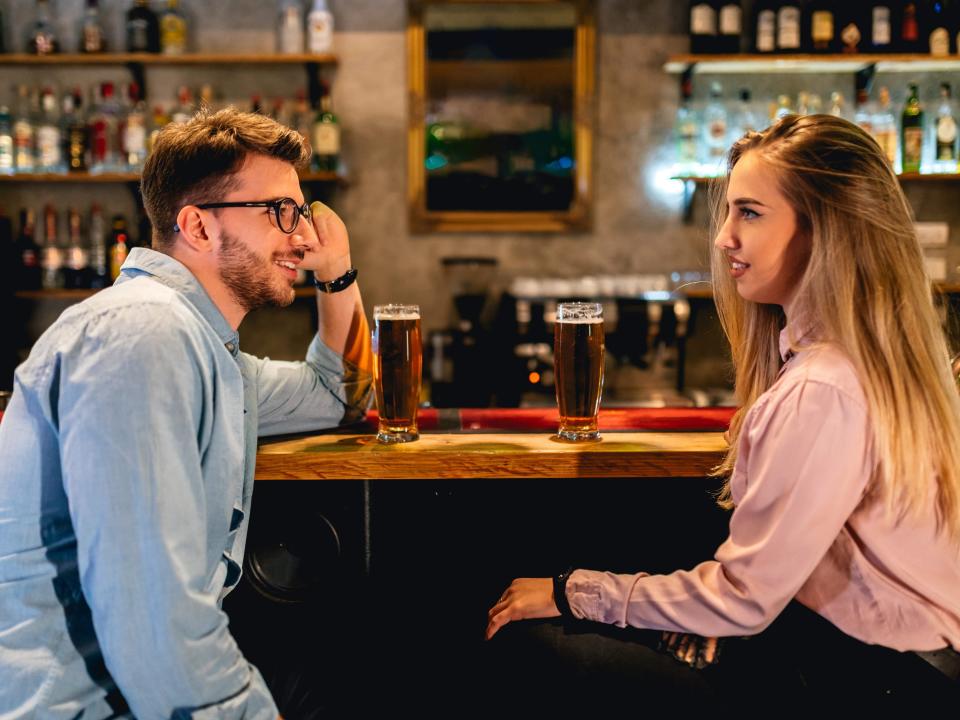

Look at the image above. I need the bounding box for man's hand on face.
[300,200,352,281]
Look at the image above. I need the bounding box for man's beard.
[218,229,297,312]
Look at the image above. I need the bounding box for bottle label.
[67,247,89,271]
[0,136,13,169]
[307,12,334,53]
[161,16,187,54]
[812,11,834,42]
[83,25,104,52]
[123,123,147,154]
[757,11,775,51]
[41,246,63,271]
[777,8,801,49]
[22,248,38,268]
[903,126,923,166]
[129,19,149,51]
[719,6,741,36]
[691,5,717,35]
[37,127,61,168]
[841,22,862,51]
[872,7,891,45]
[937,116,958,147]
[877,130,897,165]
[312,124,340,155]
[930,28,949,56]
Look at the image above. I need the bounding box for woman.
[485,114,960,707]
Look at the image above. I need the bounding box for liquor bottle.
[292,88,312,138]
[307,0,334,54]
[874,86,898,167]
[901,83,924,173]
[110,215,129,281]
[898,1,922,51]
[171,85,193,123]
[148,105,170,153]
[64,89,89,172]
[27,0,59,55]
[64,208,90,289]
[674,74,699,174]
[88,204,109,288]
[777,2,803,52]
[250,93,264,115]
[278,0,305,54]
[808,1,837,52]
[702,82,728,174]
[692,1,718,54]
[198,83,215,112]
[854,87,875,135]
[13,209,41,291]
[837,4,867,53]
[13,86,36,174]
[733,87,760,137]
[36,88,63,173]
[122,83,148,171]
[828,91,847,118]
[40,205,64,290]
[933,82,958,172]
[0,107,13,176]
[311,85,340,172]
[754,0,777,52]
[927,0,953,55]
[774,93,794,120]
[716,1,743,53]
[80,0,107,53]
[867,3,895,51]
[127,0,160,53]
[160,0,188,55]
[89,82,121,173]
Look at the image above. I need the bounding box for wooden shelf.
[664,53,960,74]
[0,171,343,184]
[0,53,338,66]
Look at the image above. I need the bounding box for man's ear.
[175,206,215,253]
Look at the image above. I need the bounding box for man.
[0,108,372,717]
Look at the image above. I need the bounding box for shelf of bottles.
[0,53,338,66]
[665,54,960,74]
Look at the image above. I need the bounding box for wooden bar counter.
[255,407,733,481]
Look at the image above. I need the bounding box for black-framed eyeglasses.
[175,197,311,234]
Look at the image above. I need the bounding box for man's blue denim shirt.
[0,248,372,718]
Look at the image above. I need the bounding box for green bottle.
[901,83,924,174]
[311,86,340,173]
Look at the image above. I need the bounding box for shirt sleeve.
[57,308,278,719]
[248,333,373,437]
[566,376,874,637]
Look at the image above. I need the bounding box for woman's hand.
[660,631,723,669]
[486,577,560,640]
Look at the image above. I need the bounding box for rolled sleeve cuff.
[172,665,277,720]
[567,569,651,627]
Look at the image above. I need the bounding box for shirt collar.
[115,247,240,356]
[778,315,816,363]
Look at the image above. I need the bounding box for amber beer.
[554,302,604,441]
[373,305,422,443]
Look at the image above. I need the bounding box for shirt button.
[225,342,236,353]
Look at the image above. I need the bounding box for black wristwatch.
[553,566,575,619]
[313,267,358,293]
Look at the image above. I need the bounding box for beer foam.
[375,312,420,321]
[555,317,603,324]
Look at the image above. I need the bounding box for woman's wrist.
[553,566,575,618]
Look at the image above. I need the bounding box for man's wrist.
[313,267,358,294]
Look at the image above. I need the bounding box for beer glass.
[373,304,422,443]
[554,302,604,441]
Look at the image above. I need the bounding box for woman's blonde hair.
[711,113,960,542]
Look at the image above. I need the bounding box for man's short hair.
[140,107,311,251]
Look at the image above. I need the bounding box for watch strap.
[313,266,358,293]
[553,566,575,619]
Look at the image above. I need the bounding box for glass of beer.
[554,302,604,441]
[373,304,422,443]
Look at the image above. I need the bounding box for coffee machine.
[427,257,499,407]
